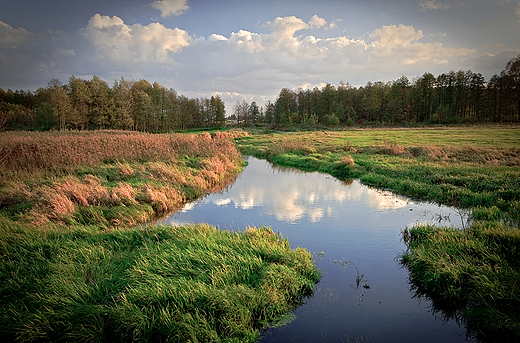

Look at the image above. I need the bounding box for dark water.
[156,157,470,343]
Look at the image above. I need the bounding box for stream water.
[155,156,471,342]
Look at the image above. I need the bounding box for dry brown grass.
[0,130,242,181]
[0,130,243,227]
[340,155,355,166]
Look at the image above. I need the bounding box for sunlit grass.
[0,130,244,227]
[0,219,320,342]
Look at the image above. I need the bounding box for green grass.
[0,130,323,342]
[235,128,520,219]
[401,223,520,342]
[0,219,320,342]
[235,126,520,340]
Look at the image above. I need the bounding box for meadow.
[0,130,320,342]
[234,125,520,341]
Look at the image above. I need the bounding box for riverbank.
[234,125,520,341]
[0,130,245,227]
[0,130,320,342]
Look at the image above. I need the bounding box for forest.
[0,77,226,132]
[1,55,519,132]
[234,55,520,127]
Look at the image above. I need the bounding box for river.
[155,156,471,343]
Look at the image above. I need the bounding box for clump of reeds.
[0,130,242,181]
[0,221,320,342]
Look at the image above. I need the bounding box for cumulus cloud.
[419,0,451,11]
[74,13,481,114]
[369,24,474,64]
[265,16,309,46]
[0,21,32,49]
[82,14,191,63]
[228,30,265,53]
[151,0,189,18]
[309,15,327,29]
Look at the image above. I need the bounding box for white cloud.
[309,15,327,29]
[151,0,189,18]
[73,13,481,114]
[228,30,265,53]
[209,34,227,41]
[370,24,425,55]
[82,14,191,63]
[369,24,474,64]
[516,2,520,22]
[0,21,32,49]
[419,0,452,11]
[265,16,309,46]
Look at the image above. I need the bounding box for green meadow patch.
[401,223,520,342]
[0,220,320,342]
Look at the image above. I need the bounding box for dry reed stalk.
[55,175,112,206]
[340,155,355,166]
[35,186,76,221]
[110,182,138,206]
[137,185,183,215]
[147,162,187,184]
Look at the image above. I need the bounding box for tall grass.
[0,219,320,342]
[401,224,520,342]
[0,130,243,181]
[0,129,322,342]
[0,131,243,227]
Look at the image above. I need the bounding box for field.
[235,125,520,341]
[0,130,320,342]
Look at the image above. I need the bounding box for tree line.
[233,55,520,127]
[2,55,519,132]
[0,76,226,131]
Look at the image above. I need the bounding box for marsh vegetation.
[234,126,520,341]
[0,130,320,342]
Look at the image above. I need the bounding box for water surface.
[156,157,470,342]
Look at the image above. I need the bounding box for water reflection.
[156,157,470,342]
[166,158,456,228]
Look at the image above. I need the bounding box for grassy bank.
[401,223,520,342]
[234,126,520,340]
[0,130,244,227]
[0,220,320,342]
[0,130,321,342]
[235,126,520,219]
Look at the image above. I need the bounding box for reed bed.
[0,130,241,180]
[0,130,243,227]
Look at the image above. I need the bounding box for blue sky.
[1,0,519,109]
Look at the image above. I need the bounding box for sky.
[1,0,520,111]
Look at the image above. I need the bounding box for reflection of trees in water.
[266,162,354,186]
[267,163,307,175]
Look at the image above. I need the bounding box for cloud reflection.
[209,158,409,224]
